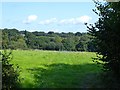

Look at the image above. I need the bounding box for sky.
[1,2,100,33]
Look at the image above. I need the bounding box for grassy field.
[11,50,104,88]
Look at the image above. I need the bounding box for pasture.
[11,50,103,88]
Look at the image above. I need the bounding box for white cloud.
[59,15,92,25]
[46,29,60,33]
[77,15,92,23]
[36,15,92,25]
[39,18,57,25]
[59,18,76,24]
[23,15,38,24]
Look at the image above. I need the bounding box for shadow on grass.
[26,63,105,88]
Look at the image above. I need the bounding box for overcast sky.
[1,2,99,33]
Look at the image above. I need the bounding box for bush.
[1,50,20,89]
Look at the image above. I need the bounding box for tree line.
[1,28,96,52]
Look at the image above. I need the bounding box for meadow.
[11,50,104,88]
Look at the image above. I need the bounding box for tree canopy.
[1,28,96,52]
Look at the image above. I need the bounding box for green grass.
[11,50,103,88]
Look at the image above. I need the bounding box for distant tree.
[48,31,55,37]
[24,30,36,49]
[67,32,74,36]
[59,32,68,38]
[75,41,84,51]
[48,31,54,35]
[2,29,27,49]
[62,38,75,51]
[2,28,96,52]
[32,31,46,36]
[87,39,97,52]
[55,43,64,51]
[75,32,82,36]
[10,39,27,49]
[2,30,9,49]
[46,42,56,50]
[76,33,91,51]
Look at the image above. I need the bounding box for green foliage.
[1,50,20,89]
[75,32,82,36]
[76,41,85,51]
[86,1,120,76]
[1,28,96,52]
[87,39,97,52]
[62,37,76,51]
[2,29,28,49]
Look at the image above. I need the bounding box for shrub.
[1,50,20,89]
